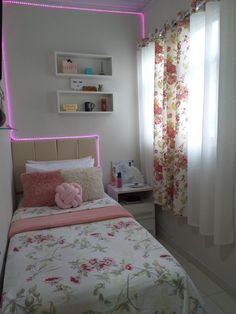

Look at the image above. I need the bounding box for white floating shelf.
[57,90,114,114]
[58,111,113,114]
[56,73,112,79]
[55,51,113,78]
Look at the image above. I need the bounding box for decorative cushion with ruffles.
[55,182,83,209]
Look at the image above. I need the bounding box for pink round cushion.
[55,182,83,209]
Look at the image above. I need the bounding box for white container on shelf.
[61,59,77,74]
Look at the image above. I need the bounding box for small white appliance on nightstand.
[107,184,156,236]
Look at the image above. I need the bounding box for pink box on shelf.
[62,59,77,74]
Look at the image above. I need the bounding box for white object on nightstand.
[107,184,156,236]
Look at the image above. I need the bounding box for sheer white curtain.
[187,0,236,245]
[137,43,155,185]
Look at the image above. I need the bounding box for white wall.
[0,76,13,282]
[4,5,141,184]
[144,0,189,34]
[144,0,236,296]
[0,131,13,281]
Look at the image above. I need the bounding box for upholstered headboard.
[11,136,99,193]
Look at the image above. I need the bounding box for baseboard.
[157,230,236,299]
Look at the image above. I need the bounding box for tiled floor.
[158,238,236,314]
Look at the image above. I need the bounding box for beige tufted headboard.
[11,136,99,193]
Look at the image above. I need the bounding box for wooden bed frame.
[11,136,99,193]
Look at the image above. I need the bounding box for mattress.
[1,196,206,314]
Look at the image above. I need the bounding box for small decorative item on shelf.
[100,61,105,75]
[101,97,107,111]
[62,59,77,74]
[98,84,103,92]
[84,67,93,75]
[63,103,78,112]
[84,102,95,112]
[82,86,97,91]
[70,79,84,90]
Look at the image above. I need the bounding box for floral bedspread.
[1,197,206,314]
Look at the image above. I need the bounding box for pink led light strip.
[3,1,145,38]
[2,1,145,163]
[3,33,101,163]
[10,133,101,166]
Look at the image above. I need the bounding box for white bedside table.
[106,184,156,236]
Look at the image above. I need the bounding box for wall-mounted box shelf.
[55,52,113,78]
[57,90,114,114]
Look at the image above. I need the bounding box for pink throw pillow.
[55,182,83,209]
[21,170,64,207]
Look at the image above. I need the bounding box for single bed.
[1,136,207,314]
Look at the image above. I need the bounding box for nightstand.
[106,184,155,236]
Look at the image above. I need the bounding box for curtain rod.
[140,0,218,45]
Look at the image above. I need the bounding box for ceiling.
[24,0,153,12]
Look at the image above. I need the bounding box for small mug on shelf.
[84,102,95,112]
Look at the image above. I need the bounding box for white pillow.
[26,157,95,173]
[27,156,93,164]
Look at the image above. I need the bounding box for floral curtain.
[191,0,206,12]
[153,14,190,215]
[191,0,219,12]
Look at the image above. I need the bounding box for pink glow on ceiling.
[3,1,145,38]
[4,0,149,12]
[3,1,144,15]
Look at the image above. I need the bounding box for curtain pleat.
[138,0,236,245]
[137,43,155,185]
[214,0,236,245]
[153,17,189,215]
[187,0,236,244]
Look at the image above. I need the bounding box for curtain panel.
[137,43,155,185]
[187,1,220,232]
[191,0,206,12]
[188,0,236,245]
[138,0,236,245]
[153,16,190,215]
[191,0,218,12]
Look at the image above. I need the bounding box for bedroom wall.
[144,0,190,34]
[4,5,141,184]
[144,0,236,295]
[0,82,13,283]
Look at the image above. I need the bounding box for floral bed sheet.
[1,196,206,314]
